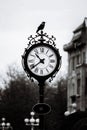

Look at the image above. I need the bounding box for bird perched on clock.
[36,21,45,33]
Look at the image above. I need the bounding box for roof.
[63,18,87,52]
[71,33,81,42]
[63,42,73,51]
[85,17,87,27]
[73,17,87,33]
[73,23,83,33]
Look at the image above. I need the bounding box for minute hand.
[35,53,41,60]
[31,58,45,69]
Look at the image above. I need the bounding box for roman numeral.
[50,59,55,63]
[34,67,39,73]
[40,69,43,75]
[46,68,49,73]
[49,64,53,69]
[46,49,49,54]
[34,49,38,54]
[40,47,44,53]
[30,64,34,69]
[49,54,54,57]
[30,54,35,57]
[28,59,34,63]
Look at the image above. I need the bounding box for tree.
[0,65,67,130]
[44,77,67,130]
[0,65,39,130]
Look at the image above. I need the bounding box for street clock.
[22,25,62,130]
[22,31,61,82]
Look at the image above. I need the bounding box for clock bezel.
[22,43,61,81]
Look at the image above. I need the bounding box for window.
[83,52,86,63]
[85,78,87,95]
[71,95,76,103]
[76,54,80,65]
[72,57,75,70]
[77,79,80,95]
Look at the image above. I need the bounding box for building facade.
[63,18,87,112]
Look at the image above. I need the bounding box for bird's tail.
[36,29,39,33]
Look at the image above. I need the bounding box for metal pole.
[39,81,45,130]
[31,125,34,130]
[2,127,4,130]
[38,31,45,130]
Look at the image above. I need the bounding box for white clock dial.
[27,46,57,76]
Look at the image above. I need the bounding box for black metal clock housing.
[22,31,61,82]
[22,44,61,82]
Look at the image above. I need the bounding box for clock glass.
[26,45,57,76]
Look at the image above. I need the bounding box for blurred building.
[63,17,87,112]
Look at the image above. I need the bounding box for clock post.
[22,29,61,130]
[38,81,45,130]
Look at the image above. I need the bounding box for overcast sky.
[0,0,87,82]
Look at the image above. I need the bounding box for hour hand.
[31,58,45,69]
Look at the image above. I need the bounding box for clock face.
[27,46,57,76]
[23,43,60,80]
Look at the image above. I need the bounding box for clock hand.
[35,53,41,60]
[40,58,45,64]
[31,58,45,69]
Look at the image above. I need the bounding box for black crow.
[36,22,45,33]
